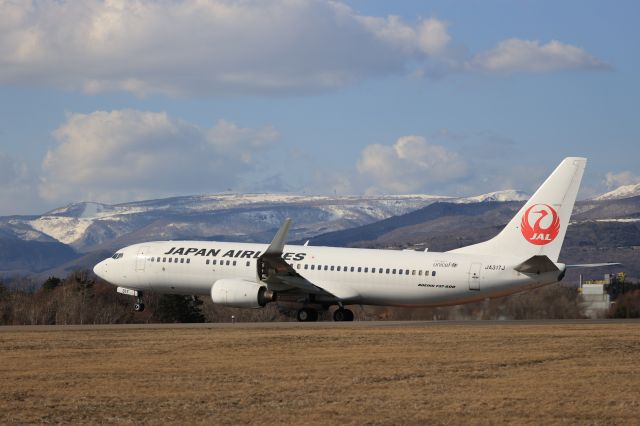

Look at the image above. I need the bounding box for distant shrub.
[609,290,640,318]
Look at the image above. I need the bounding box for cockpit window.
[111,253,124,260]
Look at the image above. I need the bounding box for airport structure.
[578,272,627,318]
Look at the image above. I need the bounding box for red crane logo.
[520,204,560,245]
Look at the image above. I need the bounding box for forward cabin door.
[469,263,482,291]
[136,246,149,271]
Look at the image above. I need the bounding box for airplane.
[93,157,617,321]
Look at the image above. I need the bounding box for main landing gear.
[295,307,355,322]
[333,308,354,322]
[296,308,318,322]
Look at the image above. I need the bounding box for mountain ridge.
[1,189,638,276]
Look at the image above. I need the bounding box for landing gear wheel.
[134,302,145,312]
[333,308,354,322]
[297,308,318,322]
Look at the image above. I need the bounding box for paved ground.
[2,318,638,331]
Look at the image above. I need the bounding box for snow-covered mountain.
[455,190,529,203]
[594,183,640,201]
[2,190,528,254]
[3,189,640,276]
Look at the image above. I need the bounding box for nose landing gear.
[134,293,145,312]
[116,287,145,312]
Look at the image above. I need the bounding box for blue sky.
[0,0,638,215]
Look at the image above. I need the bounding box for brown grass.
[0,322,638,425]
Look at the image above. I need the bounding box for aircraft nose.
[93,259,108,281]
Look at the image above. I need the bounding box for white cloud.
[0,0,451,96]
[356,136,468,194]
[418,18,451,55]
[39,110,278,204]
[0,2,608,96]
[470,39,610,73]
[604,171,640,188]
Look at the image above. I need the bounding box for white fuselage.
[94,240,563,307]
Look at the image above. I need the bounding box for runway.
[1,318,637,331]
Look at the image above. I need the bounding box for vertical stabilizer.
[449,157,586,262]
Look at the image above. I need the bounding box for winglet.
[264,218,291,256]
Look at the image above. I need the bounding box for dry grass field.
[0,322,638,425]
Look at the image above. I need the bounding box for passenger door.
[135,246,149,272]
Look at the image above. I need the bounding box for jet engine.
[210,279,276,308]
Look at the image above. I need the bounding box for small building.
[578,273,623,318]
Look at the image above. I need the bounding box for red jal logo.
[520,204,560,245]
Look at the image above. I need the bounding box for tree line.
[0,271,638,325]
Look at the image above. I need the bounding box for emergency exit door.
[469,263,482,291]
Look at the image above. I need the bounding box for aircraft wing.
[256,219,336,297]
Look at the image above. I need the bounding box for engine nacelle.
[210,279,275,308]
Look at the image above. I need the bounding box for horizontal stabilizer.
[515,255,559,274]
[566,263,621,269]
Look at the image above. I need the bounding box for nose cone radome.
[93,260,108,281]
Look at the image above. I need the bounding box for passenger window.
[180,258,184,264]
[378,268,383,273]
[311,265,315,270]
[371,268,375,274]
[174,258,178,263]
[233,261,236,266]
[419,270,423,276]
[425,270,429,276]
[357,267,362,272]
[350,267,355,272]
[330,266,334,271]
[150,257,154,262]
[226,260,231,266]
[337,266,341,271]
[399,269,403,275]
[324,265,328,271]
[405,269,409,275]
[247,261,251,267]
[411,270,415,275]
[392,269,396,274]
[296,264,301,269]
[364,267,368,273]
[212,259,217,265]
[386,268,390,274]
[187,259,190,264]
[432,271,436,276]
[304,264,308,270]
[206,260,210,265]
[168,258,172,263]
[163,257,166,262]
